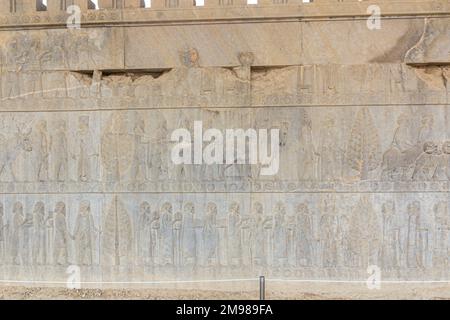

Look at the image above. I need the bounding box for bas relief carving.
[0,107,446,194]
[0,193,448,280]
[0,18,449,284]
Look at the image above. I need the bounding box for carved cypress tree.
[347,108,381,180]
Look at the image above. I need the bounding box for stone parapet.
[0,1,447,29]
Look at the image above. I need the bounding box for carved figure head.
[274,202,286,216]
[13,202,23,215]
[296,203,309,216]
[407,201,421,216]
[206,202,217,215]
[421,114,434,127]
[252,202,263,215]
[238,52,255,67]
[33,202,45,215]
[205,202,217,227]
[55,202,66,215]
[184,202,195,215]
[229,202,240,215]
[322,115,336,128]
[433,201,448,224]
[140,201,151,215]
[135,118,145,134]
[79,116,89,132]
[80,200,91,215]
[161,202,173,215]
[382,201,395,218]
[37,120,47,132]
[397,112,410,126]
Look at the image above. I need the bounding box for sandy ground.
[1,282,450,299]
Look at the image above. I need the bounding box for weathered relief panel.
[0,1,448,287]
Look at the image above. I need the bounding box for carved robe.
[228,211,242,264]
[54,212,69,265]
[160,210,174,265]
[73,212,96,266]
[273,212,288,265]
[32,208,47,265]
[181,212,197,265]
[203,211,218,266]
[295,214,314,267]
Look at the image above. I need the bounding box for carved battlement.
[0,0,448,28]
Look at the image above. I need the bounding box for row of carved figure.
[0,197,449,270]
[1,109,449,183]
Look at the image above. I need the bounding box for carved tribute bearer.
[0,0,448,300]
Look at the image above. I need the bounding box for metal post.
[259,276,265,300]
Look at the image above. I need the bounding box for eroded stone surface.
[405,18,450,65]
[0,1,448,289]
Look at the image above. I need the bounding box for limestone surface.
[0,0,448,297]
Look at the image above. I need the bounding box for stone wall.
[0,0,448,286]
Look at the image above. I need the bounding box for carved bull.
[0,125,33,181]
[381,143,423,181]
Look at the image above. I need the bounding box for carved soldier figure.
[297,111,318,181]
[10,202,26,265]
[250,202,267,266]
[45,209,54,265]
[382,112,426,180]
[273,202,288,267]
[203,202,219,267]
[54,202,70,265]
[131,118,150,181]
[0,203,6,264]
[149,119,168,181]
[51,120,68,182]
[407,201,427,269]
[138,202,161,266]
[35,120,49,182]
[339,214,353,267]
[444,141,450,180]
[319,198,338,268]
[32,202,47,265]
[173,210,183,267]
[380,201,400,269]
[228,202,242,266]
[295,203,314,267]
[175,113,194,181]
[433,201,450,269]
[318,116,341,181]
[392,112,415,152]
[72,201,98,266]
[160,202,174,266]
[22,208,34,265]
[76,116,98,182]
[417,114,434,145]
[241,214,253,267]
[181,202,197,266]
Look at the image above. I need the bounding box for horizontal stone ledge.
[0,64,448,110]
[0,1,448,28]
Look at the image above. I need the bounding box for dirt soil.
[1,282,450,300]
